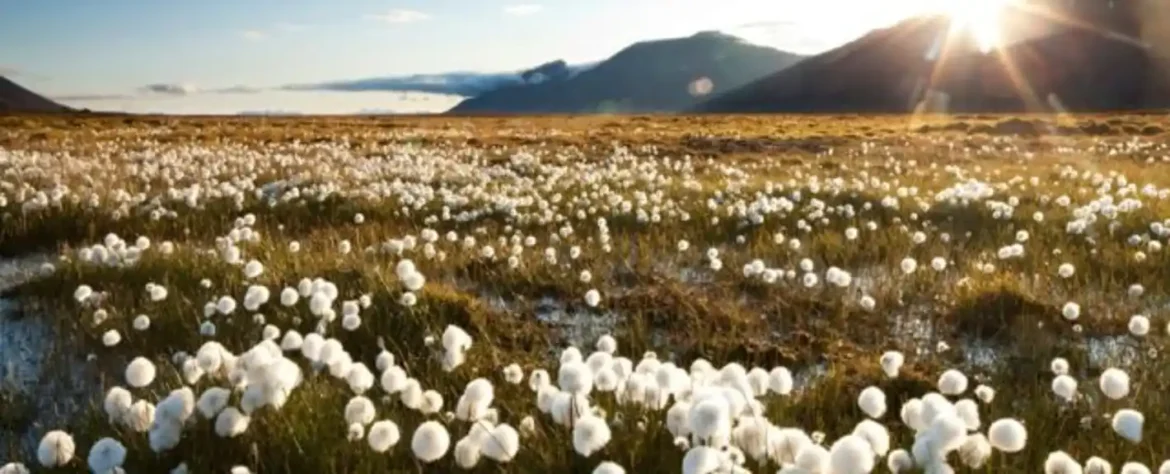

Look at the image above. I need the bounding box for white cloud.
[241,30,267,41]
[503,4,543,16]
[365,9,431,24]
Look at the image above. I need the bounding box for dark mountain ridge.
[696,0,1170,114]
[0,76,72,113]
[448,31,805,114]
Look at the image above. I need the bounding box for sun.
[940,0,1017,52]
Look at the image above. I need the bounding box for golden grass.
[1,113,1169,472]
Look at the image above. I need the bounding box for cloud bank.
[283,61,597,96]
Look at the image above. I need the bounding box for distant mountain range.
[0,76,71,113]
[448,31,805,114]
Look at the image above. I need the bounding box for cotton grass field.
[2,113,1170,473]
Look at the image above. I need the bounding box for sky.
[0,0,940,114]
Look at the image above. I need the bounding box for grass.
[1,113,1170,472]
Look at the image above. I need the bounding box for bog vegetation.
[2,115,1170,473]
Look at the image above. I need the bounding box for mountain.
[697,1,1170,114]
[447,31,805,114]
[0,76,71,113]
[694,16,970,113]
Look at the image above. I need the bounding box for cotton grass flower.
[36,430,75,467]
[1052,375,1078,402]
[1085,457,1113,474]
[481,423,521,462]
[1045,451,1082,474]
[1128,315,1151,336]
[86,437,127,473]
[880,351,903,378]
[1099,368,1131,400]
[368,420,401,453]
[102,330,121,347]
[828,434,876,474]
[938,369,968,395]
[214,407,250,437]
[411,421,451,463]
[593,461,626,474]
[857,386,886,418]
[125,357,157,388]
[585,289,601,307]
[573,415,612,457]
[1122,463,1152,474]
[1112,409,1144,443]
[243,259,264,279]
[0,464,28,474]
[987,418,1027,453]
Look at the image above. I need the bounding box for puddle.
[534,296,622,350]
[0,255,99,456]
[1085,335,1140,368]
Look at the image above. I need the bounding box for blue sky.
[0,0,932,113]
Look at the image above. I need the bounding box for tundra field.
[3,113,1170,473]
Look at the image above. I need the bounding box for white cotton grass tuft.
[937,369,968,395]
[769,367,794,395]
[243,259,264,279]
[1050,357,1070,375]
[345,396,377,425]
[101,330,121,347]
[1122,463,1152,474]
[103,387,133,423]
[828,434,876,474]
[481,423,521,462]
[573,415,612,457]
[503,364,525,384]
[1085,457,1113,474]
[1112,408,1144,443]
[682,446,725,474]
[214,407,251,437]
[852,420,890,457]
[584,289,601,307]
[86,437,127,473]
[368,420,401,453]
[125,357,157,388]
[879,351,903,378]
[857,386,886,419]
[1044,451,1082,474]
[36,430,75,467]
[987,418,1027,453]
[593,461,626,474]
[1099,368,1131,400]
[1129,315,1151,337]
[1052,375,1078,402]
[959,433,991,469]
[558,361,594,395]
[411,421,451,463]
[0,463,29,474]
